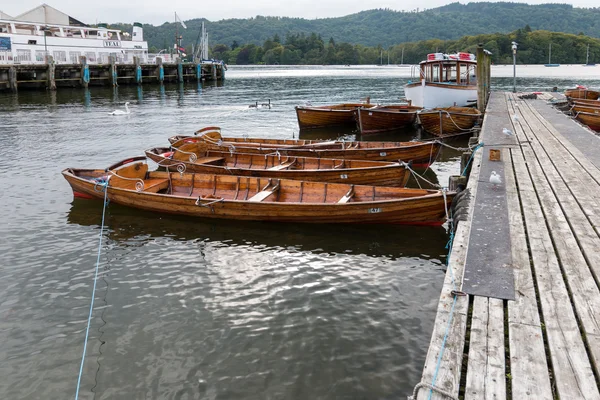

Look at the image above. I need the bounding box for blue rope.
[461,142,484,177]
[75,181,110,400]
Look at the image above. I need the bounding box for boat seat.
[195,157,225,165]
[248,183,280,202]
[268,162,294,171]
[142,178,170,192]
[338,186,355,203]
[114,178,169,192]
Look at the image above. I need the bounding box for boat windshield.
[421,60,477,85]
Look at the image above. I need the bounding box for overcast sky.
[2,1,597,25]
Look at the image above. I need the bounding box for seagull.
[490,171,502,190]
[109,102,130,115]
[511,114,519,123]
[502,128,513,136]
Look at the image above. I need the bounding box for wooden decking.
[412,92,600,400]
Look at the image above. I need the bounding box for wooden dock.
[0,55,225,92]
[411,91,600,400]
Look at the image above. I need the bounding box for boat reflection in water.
[66,198,450,259]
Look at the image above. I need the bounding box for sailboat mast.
[586,44,590,64]
[401,47,404,65]
[549,43,551,64]
[175,12,178,57]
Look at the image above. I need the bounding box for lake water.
[0,65,597,400]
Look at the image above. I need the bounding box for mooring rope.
[75,178,110,400]
[399,161,442,189]
[461,142,484,177]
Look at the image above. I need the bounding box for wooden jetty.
[411,91,600,399]
[0,55,224,92]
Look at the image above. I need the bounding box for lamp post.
[40,26,48,63]
[512,41,518,93]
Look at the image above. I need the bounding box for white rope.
[408,381,459,400]
[400,161,442,189]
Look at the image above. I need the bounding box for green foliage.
[210,28,600,65]
[106,3,600,65]
[108,3,600,52]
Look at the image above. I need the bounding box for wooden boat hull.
[418,107,481,137]
[295,103,375,130]
[62,162,455,225]
[571,98,600,107]
[145,146,411,187]
[571,104,600,115]
[565,89,600,100]
[357,106,420,134]
[168,128,442,167]
[574,111,600,132]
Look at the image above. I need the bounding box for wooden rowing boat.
[168,127,442,167]
[62,159,455,225]
[573,111,600,132]
[571,104,600,115]
[565,88,600,100]
[570,98,600,107]
[357,105,422,134]
[295,103,377,130]
[418,106,481,137]
[145,144,411,187]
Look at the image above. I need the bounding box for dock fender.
[449,187,470,228]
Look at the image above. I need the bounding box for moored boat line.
[565,87,600,100]
[62,160,455,225]
[145,145,412,187]
[357,105,422,134]
[295,103,376,130]
[169,127,443,167]
[417,106,482,137]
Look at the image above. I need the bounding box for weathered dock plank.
[504,149,553,400]
[506,96,600,399]
[509,95,600,380]
[413,132,487,400]
[464,296,505,400]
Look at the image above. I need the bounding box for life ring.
[161,151,174,158]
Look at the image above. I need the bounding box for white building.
[0,4,149,65]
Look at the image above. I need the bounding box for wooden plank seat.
[248,181,281,202]
[194,157,225,165]
[338,186,355,203]
[268,161,295,171]
[114,177,169,193]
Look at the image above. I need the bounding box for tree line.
[110,3,600,51]
[198,28,600,65]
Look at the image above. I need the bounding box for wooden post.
[134,56,142,84]
[196,62,201,82]
[177,58,183,83]
[80,56,89,88]
[212,63,217,81]
[461,151,473,177]
[155,57,164,83]
[47,55,56,90]
[8,66,17,92]
[476,44,485,112]
[109,55,118,87]
[448,175,467,191]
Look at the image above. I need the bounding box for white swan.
[109,102,131,116]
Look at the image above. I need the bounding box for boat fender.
[449,188,470,215]
[161,151,174,158]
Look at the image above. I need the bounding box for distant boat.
[544,43,560,67]
[584,44,596,66]
[404,52,478,108]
